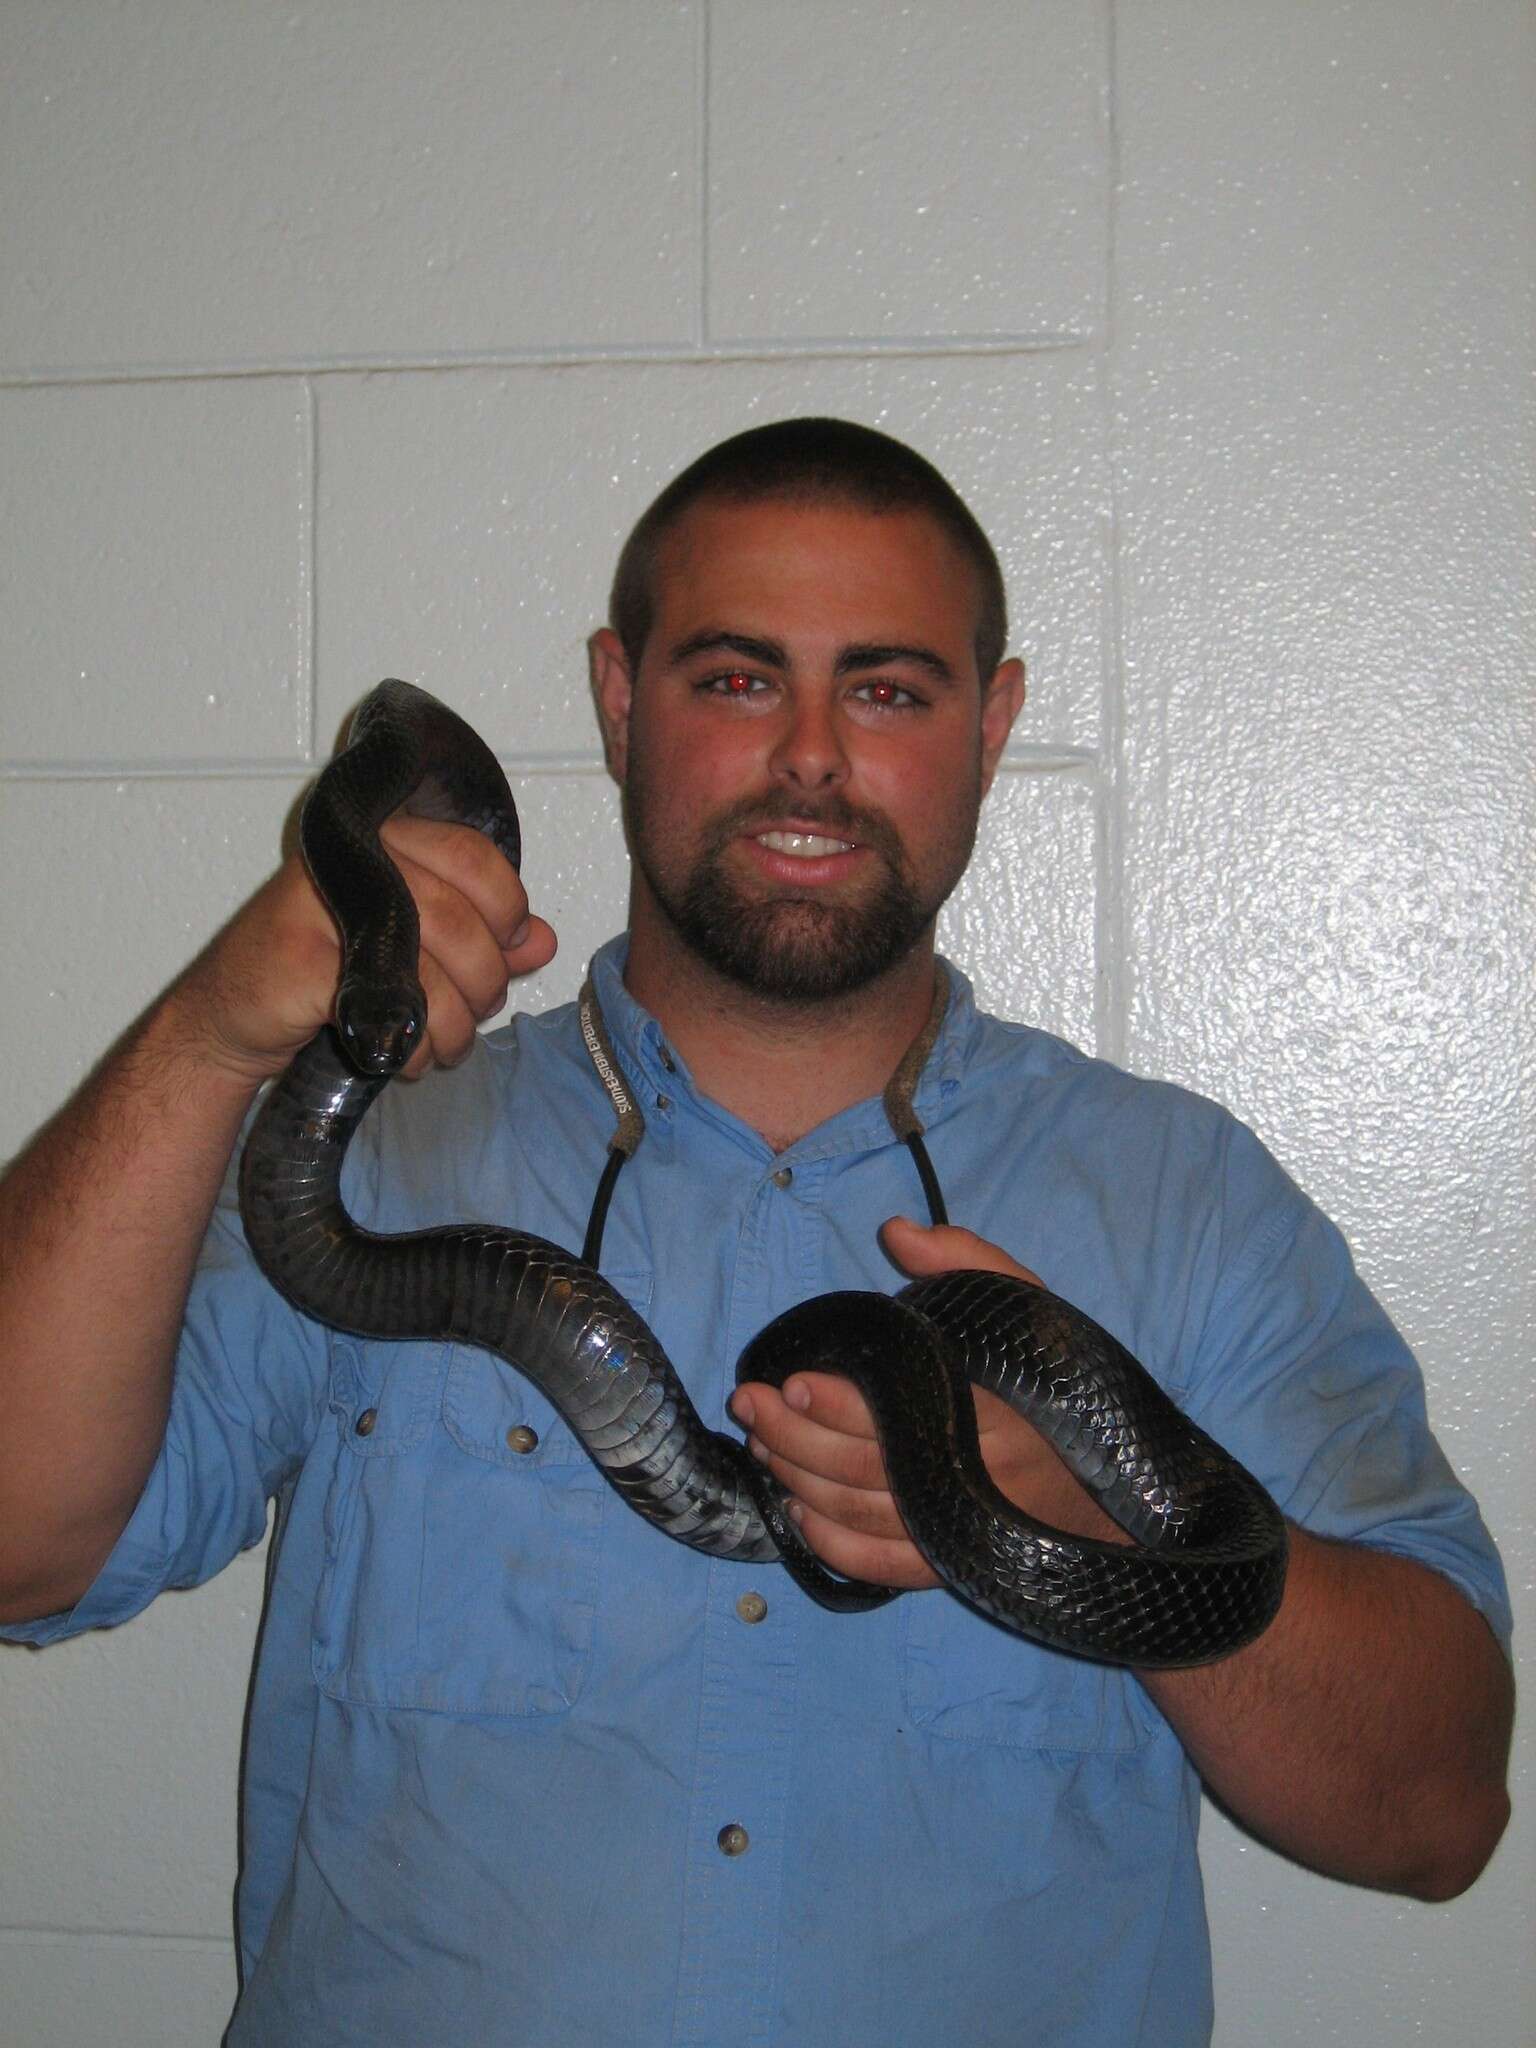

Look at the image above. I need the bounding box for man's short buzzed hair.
[609,417,1008,682]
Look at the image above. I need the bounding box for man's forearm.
[0,987,260,1622]
[1141,1526,1513,1900]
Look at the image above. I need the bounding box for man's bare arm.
[0,993,265,1622]
[734,1218,1513,1903]
[1141,1526,1511,1899]
[0,825,552,1624]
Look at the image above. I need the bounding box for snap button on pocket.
[354,1408,378,1437]
[506,1425,539,1454]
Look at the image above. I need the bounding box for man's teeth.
[757,830,855,858]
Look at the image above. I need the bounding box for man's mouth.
[754,829,857,859]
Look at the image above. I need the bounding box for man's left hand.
[730,1217,1124,1588]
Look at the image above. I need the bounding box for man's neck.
[620,920,943,1154]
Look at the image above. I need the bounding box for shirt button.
[658,1045,676,1073]
[506,1425,539,1454]
[717,1823,750,1857]
[354,1408,377,1437]
[656,1093,672,1112]
[770,1167,793,1189]
[735,1591,768,1625]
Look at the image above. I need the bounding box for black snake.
[238,680,1287,1667]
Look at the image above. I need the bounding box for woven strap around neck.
[880,967,950,1142]
[577,977,645,1157]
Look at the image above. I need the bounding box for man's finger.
[880,1215,1042,1286]
[788,1499,940,1592]
[380,815,526,945]
[733,1381,888,1491]
[502,915,558,976]
[753,1454,907,1539]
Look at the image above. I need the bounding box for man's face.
[592,495,1024,1002]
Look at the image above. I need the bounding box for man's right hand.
[171,814,558,1087]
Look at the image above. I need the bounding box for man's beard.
[623,784,978,1002]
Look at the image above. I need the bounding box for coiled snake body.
[238,680,1287,1668]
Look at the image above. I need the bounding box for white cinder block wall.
[0,4,1528,2041]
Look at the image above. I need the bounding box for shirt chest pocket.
[901,1587,1158,1754]
[311,1272,651,1718]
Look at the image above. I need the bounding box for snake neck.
[237,1029,389,1296]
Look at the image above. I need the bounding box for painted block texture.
[0,382,310,766]
[940,767,1097,1046]
[0,1935,237,2048]
[708,0,1106,340]
[1,0,699,373]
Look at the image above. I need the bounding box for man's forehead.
[645,496,984,647]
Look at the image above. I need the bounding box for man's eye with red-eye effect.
[703,669,761,698]
[858,679,917,709]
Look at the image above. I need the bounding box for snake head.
[335,979,427,1075]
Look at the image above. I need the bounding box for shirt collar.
[585,935,978,1158]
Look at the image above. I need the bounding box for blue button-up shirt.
[9,939,1510,2046]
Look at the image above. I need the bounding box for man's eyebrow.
[667,629,789,669]
[835,642,957,684]
[666,630,958,685]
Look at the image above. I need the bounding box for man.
[0,420,1512,2046]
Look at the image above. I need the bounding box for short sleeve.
[1185,1123,1512,1654]
[1,1141,329,1648]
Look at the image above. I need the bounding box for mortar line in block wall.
[992,747,1099,776]
[0,1926,232,1954]
[1095,0,1129,1071]
[0,746,1097,785]
[0,334,1091,390]
[0,760,320,781]
[697,0,712,348]
[301,378,318,762]
[0,757,614,782]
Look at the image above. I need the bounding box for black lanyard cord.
[580,1147,629,1269]
[904,1131,949,1230]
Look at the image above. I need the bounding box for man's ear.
[588,628,634,782]
[979,657,1027,796]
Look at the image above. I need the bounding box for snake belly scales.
[237,680,1287,1668]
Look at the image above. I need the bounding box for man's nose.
[769,696,849,789]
